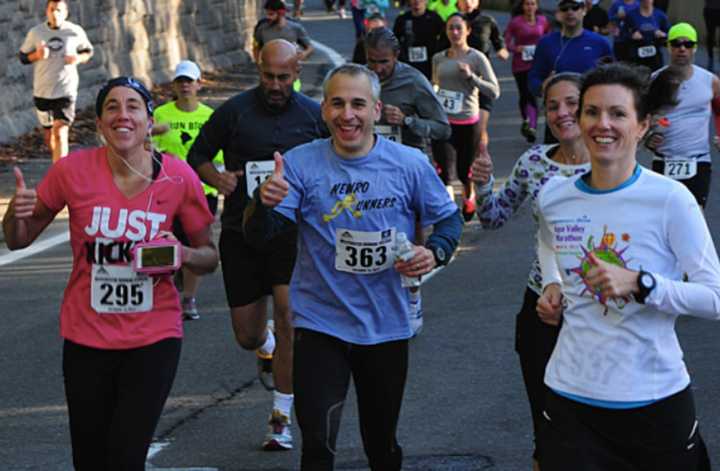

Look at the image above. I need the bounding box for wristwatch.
[635,270,656,304]
[428,245,448,266]
[403,116,415,127]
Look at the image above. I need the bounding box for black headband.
[95,76,154,117]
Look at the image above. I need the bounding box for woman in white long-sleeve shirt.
[536,63,718,470]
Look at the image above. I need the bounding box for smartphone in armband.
[132,239,182,275]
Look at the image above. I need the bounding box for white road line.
[0,232,69,267]
[0,40,344,269]
[147,441,170,460]
[147,441,220,470]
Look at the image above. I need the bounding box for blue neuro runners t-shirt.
[276,136,457,344]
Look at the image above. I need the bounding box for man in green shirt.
[153,60,223,320]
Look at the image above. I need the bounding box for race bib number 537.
[335,228,396,274]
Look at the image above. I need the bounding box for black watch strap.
[428,244,448,266]
[635,270,656,304]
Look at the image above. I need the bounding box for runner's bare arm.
[182,226,219,276]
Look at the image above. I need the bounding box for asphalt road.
[2,2,720,470]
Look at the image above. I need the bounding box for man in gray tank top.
[647,22,720,208]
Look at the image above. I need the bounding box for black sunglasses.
[558,3,582,12]
[669,39,696,49]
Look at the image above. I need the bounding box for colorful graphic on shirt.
[323,194,362,222]
[570,225,632,314]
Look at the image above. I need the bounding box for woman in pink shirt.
[2,77,218,470]
[504,0,551,142]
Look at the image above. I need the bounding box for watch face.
[640,273,654,288]
[436,247,446,262]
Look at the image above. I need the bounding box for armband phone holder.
[132,239,182,275]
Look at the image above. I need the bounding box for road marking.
[0,232,69,267]
[147,442,220,470]
[147,441,170,460]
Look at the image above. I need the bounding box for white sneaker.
[182,297,200,321]
[262,409,293,451]
[338,7,347,18]
[409,290,423,337]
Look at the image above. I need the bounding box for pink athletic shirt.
[504,15,551,73]
[37,148,214,349]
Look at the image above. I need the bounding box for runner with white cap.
[153,60,224,320]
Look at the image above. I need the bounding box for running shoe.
[462,199,476,222]
[256,324,275,391]
[182,297,200,321]
[338,7,347,18]
[262,410,293,451]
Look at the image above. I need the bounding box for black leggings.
[293,328,408,471]
[705,8,720,59]
[515,288,560,460]
[540,386,712,471]
[512,71,537,120]
[433,121,482,186]
[63,338,181,471]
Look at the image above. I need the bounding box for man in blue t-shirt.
[244,63,463,470]
[529,0,613,142]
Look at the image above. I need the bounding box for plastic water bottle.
[395,232,415,262]
[395,232,421,288]
[395,232,423,335]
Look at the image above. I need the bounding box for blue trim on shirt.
[575,164,641,194]
[552,388,657,409]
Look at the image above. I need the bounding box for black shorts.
[172,194,218,246]
[651,160,712,208]
[479,93,494,112]
[219,227,297,307]
[34,96,76,127]
[540,386,711,471]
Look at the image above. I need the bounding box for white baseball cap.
[173,60,201,81]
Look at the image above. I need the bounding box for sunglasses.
[558,3,582,12]
[669,39,696,49]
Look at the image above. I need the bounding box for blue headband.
[95,76,154,117]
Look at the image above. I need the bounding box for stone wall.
[0,0,259,143]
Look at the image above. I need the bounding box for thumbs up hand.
[259,152,289,207]
[11,167,37,220]
[470,142,493,185]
